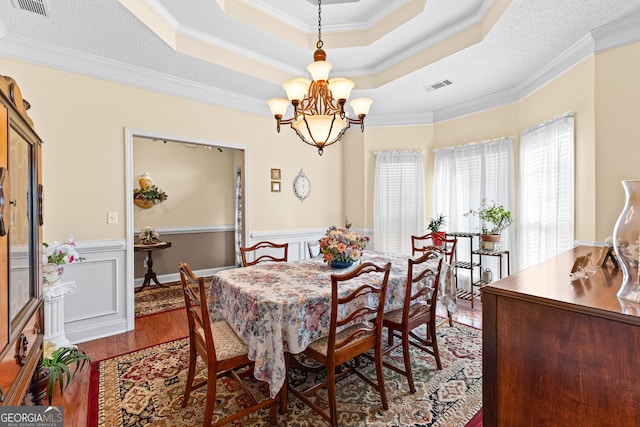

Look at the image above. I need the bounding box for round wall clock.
[293,169,311,201]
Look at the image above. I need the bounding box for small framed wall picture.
[271,181,281,192]
[271,168,281,180]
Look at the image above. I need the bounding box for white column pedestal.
[43,280,77,348]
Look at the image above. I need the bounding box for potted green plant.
[427,214,447,246]
[466,200,513,250]
[133,184,168,209]
[43,343,91,404]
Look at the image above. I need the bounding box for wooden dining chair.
[381,248,444,393]
[412,234,456,327]
[240,241,289,267]
[287,262,391,427]
[306,240,320,258]
[411,233,457,265]
[178,262,280,426]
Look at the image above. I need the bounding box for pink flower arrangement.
[319,226,369,265]
[42,235,84,266]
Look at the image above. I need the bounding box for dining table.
[208,250,456,398]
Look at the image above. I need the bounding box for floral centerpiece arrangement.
[42,236,84,286]
[139,226,160,244]
[319,225,369,268]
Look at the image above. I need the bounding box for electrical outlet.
[107,211,118,224]
[143,256,149,268]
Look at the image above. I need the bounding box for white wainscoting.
[59,239,128,344]
[248,227,374,261]
[60,227,375,344]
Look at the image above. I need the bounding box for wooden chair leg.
[401,332,416,394]
[374,345,389,410]
[269,392,279,426]
[327,364,339,427]
[429,321,442,370]
[181,341,197,407]
[204,368,217,427]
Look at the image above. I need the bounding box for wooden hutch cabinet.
[0,75,47,405]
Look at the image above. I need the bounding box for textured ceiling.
[0,0,639,125]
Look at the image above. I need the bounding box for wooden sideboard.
[482,246,640,426]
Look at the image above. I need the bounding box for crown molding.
[0,9,638,128]
[366,110,434,127]
[433,88,518,123]
[426,11,640,125]
[592,9,640,52]
[0,33,270,117]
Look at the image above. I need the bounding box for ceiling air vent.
[306,0,359,5]
[12,0,48,17]
[423,79,453,93]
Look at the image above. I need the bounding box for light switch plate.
[107,211,118,224]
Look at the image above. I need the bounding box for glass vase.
[613,180,640,302]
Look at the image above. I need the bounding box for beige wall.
[358,125,434,228]
[132,137,236,228]
[362,42,637,243]
[3,40,639,245]
[0,58,346,242]
[595,42,640,240]
[429,57,598,240]
[518,58,597,241]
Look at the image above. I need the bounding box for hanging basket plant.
[134,184,167,209]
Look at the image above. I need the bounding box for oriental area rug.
[135,277,212,317]
[87,322,482,426]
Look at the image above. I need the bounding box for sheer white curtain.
[433,138,515,243]
[433,138,515,277]
[518,112,574,269]
[373,151,425,255]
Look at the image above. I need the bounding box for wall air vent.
[11,0,48,17]
[423,79,453,93]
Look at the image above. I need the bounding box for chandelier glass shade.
[267,0,372,156]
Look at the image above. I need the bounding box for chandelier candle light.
[267,0,372,155]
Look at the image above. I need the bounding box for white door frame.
[124,128,250,330]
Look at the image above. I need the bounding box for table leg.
[136,249,170,292]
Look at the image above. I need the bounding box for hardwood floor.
[52,298,482,426]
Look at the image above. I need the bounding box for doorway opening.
[124,128,250,330]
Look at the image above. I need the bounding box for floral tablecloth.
[209,250,456,398]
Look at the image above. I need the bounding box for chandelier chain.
[317,0,323,49]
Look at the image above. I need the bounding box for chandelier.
[267,0,373,156]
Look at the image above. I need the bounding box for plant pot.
[480,234,502,251]
[43,263,63,286]
[330,260,353,269]
[134,199,154,209]
[432,231,446,247]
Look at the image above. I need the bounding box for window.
[518,113,574,269]
[433,138,515,242]
[433,138,515,283]
[373,151,424,255]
